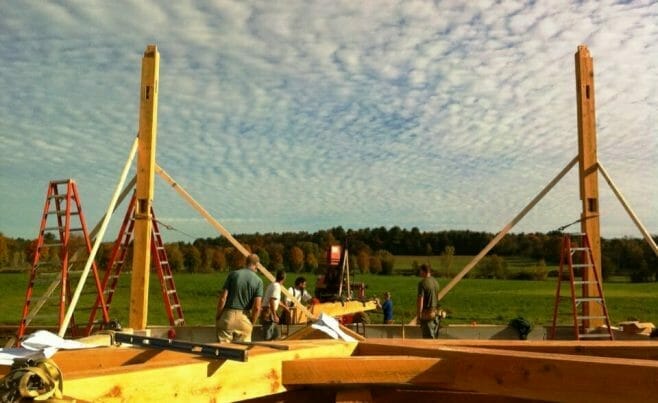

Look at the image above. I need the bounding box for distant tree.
[356,250,370,274]
[165,243,184,272]
[424,242,433,257]
[183,245,202,273]
[211,247,228,272]
[227,247,247,270]
[289,246,304,273]
[0,234,10,267]
[256,248,270,270]
[475,255,508,279]
[533,259,548,281]
[267,243,285,271]
[369,255,382,274]
[11,251,26,269]
[25,240,38,265]
[348,253,357,275]
[439,245,455,275]
[377,250,395,275]
[601,254,616,281]
[305,253,318,273]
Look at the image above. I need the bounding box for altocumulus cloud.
[0,0,656,242]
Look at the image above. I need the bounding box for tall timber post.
[575,45,603,328]
[130,44,160,330]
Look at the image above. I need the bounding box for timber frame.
[6,43,656,403]
[1,338,657,402]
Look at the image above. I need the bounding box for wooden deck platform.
[2,335,657,402]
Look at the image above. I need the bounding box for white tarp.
[0,330,97,366]
[311,312,357,342]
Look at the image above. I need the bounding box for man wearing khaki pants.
[216,254,264,342]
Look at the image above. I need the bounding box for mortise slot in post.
[587,197,598,213]
[586,85,590,99]
[137,199,148,215]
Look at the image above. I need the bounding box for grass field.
[2,267,657,330]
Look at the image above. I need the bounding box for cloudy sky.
[1,1,656,244]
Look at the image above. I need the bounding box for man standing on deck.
[417,264,441,339]
[216,254,263,342]
[261,269,289,340]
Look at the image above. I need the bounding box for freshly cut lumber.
[309,300,377,319]
[357,338,658,360]
[49,340,357,402]
[283,356,440,385]
[283,346,658,402]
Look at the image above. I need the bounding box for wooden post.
[130,45,160,330]
[575,45,603,328]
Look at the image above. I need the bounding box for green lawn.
[2,270,657,329]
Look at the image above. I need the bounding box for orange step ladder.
[550,233,614,340]
[86,193,184,337]
[17,179,110,341]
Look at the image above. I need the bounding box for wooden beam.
[356,338,658,360]
[283,356,441,386]
[130,44,160,330]
[155,164,365,340]
[53,340,356,402]
[598,162,658,256]
[575,45,603,327]
[154,164,312,318]
[437,156,578,301]
[309,301,377,319]
[283,346,658,402]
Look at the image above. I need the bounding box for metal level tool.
[114,332,248,362]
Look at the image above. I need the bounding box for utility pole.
[575,45,603,328]
[129,44,160,330]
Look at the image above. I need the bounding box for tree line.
[0,227,656,282]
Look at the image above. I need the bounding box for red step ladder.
[17,180,109,341]
[550,233,614,340]
[87,193,184,336]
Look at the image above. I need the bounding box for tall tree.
[289,246,304,273]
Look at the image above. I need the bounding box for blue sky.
[1,1,656,243]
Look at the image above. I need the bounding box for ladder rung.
[69,227,84,232]
[571,264,593,268]
[167,290,177,295]
[170,304,180,309]
[48,194,68,200]
[571,247,589,252]
[573,281,597,285]
[575,298,603,302]
[174,319,185,326]
[578,333,612,339]
[42,243,63,248]
[44,226,63,232]
[577,315,608,320]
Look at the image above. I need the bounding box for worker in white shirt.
[261,270,288,340]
